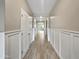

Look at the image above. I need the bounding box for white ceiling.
[26,0,57,16]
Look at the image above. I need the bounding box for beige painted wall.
[5,0,31,31]
[0,0,5,32]
[5,0,79,31]
[55,0,79,31]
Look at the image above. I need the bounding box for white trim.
[5,30,21,34]
[18,32,21,59]
[53,28,79,34]
[62,29,79,34]
[21,8,32,18]
[50,16,55,19]
[59,31,63,59]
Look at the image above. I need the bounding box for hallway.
[23,33,60,59]
[0,0,79,59]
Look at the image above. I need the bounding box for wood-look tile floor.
[23,33,60,59]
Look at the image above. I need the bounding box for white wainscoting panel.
[54,29,61,54]
[0,32,5,59]
[49,29,54,45]
[53,29,79,59]
[5,34,9,59]
[21,10,33,58]
[72,33,79,59]
[21,30,33,58]
[61,31,72,59]
[5,31,21,59]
